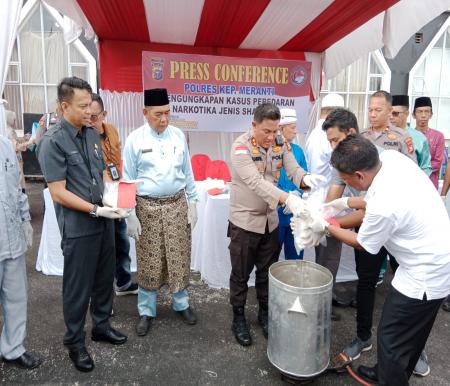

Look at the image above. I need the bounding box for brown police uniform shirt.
[361,125,417,163]
[229,131,307,234]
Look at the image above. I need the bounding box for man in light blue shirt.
[123,88,199,336]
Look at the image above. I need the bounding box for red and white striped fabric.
[44,0,450,91]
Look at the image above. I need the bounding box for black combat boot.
[258,303,269,339]
[231,306,252,346]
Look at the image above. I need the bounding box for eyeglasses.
[391,111,406,117]
[90,111,104,122]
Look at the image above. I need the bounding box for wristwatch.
[89,204,98,218]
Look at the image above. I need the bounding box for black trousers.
[228,222,280,307]
[61,218,115,350]
[315,236,342,283]
[354,246,388,340]
[377,287,443,386]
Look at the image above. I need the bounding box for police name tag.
[142,148,153,153]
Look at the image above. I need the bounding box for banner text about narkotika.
[169,61,289,84]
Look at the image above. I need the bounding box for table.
[190,181,357,289]
[36,189,137,275]
[37,184,357,285]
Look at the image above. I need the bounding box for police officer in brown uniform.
[228,103,327,346]
[361,90,417,162]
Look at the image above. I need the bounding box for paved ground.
[1,181,449,385]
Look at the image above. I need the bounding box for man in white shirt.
[323,135,450,386]
[305,93,345,189]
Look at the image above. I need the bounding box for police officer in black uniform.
[37,77,128,372]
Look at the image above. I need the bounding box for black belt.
[137,190,184,204]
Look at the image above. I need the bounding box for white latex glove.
[22,221,33,248]
[126,209,142,241]
[96,206,129,219]
[188,201,198,229]
[285,193,307,217]
[322,197,349,217]
[283,191,301,215]
[302,174,327,189]
[442,195,446,203]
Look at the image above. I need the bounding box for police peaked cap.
[392,95,409,108]
[144,88,169,106]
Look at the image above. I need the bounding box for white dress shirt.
[122,123,198,201]
[357,150,450,300]
[305,118,333,184]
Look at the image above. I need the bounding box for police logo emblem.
[151,59,164,81]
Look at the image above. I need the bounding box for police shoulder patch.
[404,137,414,153]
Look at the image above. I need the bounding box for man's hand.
[96,206,129,219]
[302,174,327,189]
[22,221,33,248]
[285,193,306,216]
[187,201,198,229]
[322,197,349,217]
[282,191,301,215]
[127,209,142,241]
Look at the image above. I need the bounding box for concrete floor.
[1,181,449,385]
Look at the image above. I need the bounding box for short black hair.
[331,135,380,174]
[253,103,280,123]
[91,93,104,111]
[57,77,92,103]
[371,90,392,105]
[322,108,359,133]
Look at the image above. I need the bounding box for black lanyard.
[67,128,97,185]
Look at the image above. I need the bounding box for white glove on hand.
[283,191,301,215]
[302,174,327,189]
[285,193,307,217]
[22,220,33,248]
[126,209,142,241]
[96,206,129,219]
[187,201,198,229]
[322,197,349,217]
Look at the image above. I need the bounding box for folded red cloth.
[208,188,223,196]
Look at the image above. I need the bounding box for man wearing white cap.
[277,108,308,260]
[305,93,345,193]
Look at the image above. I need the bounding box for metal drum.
[267,260,333,379]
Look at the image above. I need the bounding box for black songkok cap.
[144,88,169,107]
[414,96,432,111]
[392,95,409,108]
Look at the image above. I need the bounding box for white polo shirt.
[357,150,450,300]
